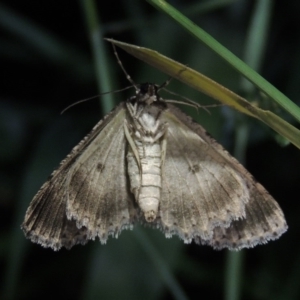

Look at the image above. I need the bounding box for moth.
[22,52,287,251]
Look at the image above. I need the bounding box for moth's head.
[136,83,160,105]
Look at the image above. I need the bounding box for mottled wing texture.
[22,103,136,250]
[158,104,287,250]
[195,182,287,250]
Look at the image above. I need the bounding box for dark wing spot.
[97,163,105,172]
[189,164,200,174]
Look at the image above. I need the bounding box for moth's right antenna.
[111,43,139,91]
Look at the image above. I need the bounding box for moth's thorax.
[126,87,167,222]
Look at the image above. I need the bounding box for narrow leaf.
[106,39,300,149]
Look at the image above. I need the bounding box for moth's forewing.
[158,104,287,249]
[66,105,137,242]
[22,103,137,250]
[158,105,249,241]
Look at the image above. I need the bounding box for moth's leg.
[124,119,141,168]
[126,102,145,132]
[124,119,142,201]
[159,123,168,173]
[126,101,145,121]
[126,101,136,117]
[152,122,168,142]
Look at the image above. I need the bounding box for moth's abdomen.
[127,141,162,222]
[139,143,162,222]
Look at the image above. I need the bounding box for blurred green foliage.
[1,1,299,300]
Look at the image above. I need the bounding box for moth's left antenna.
[60,86,133,114]
[111,43,139,91]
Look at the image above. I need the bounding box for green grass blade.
[225,251,245,300]
[134,229,188,300]
[146,0,300,123]
[224,124,248,300]
[80,0,115,112]
[241,0,272,92]
[225,2,272,299]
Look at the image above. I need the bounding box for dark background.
[1,1,300,299]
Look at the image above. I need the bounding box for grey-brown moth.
[21,81,288,251]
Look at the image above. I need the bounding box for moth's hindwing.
[22,103,136,250]
[157,104,287,249]
[197,182,288,250]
